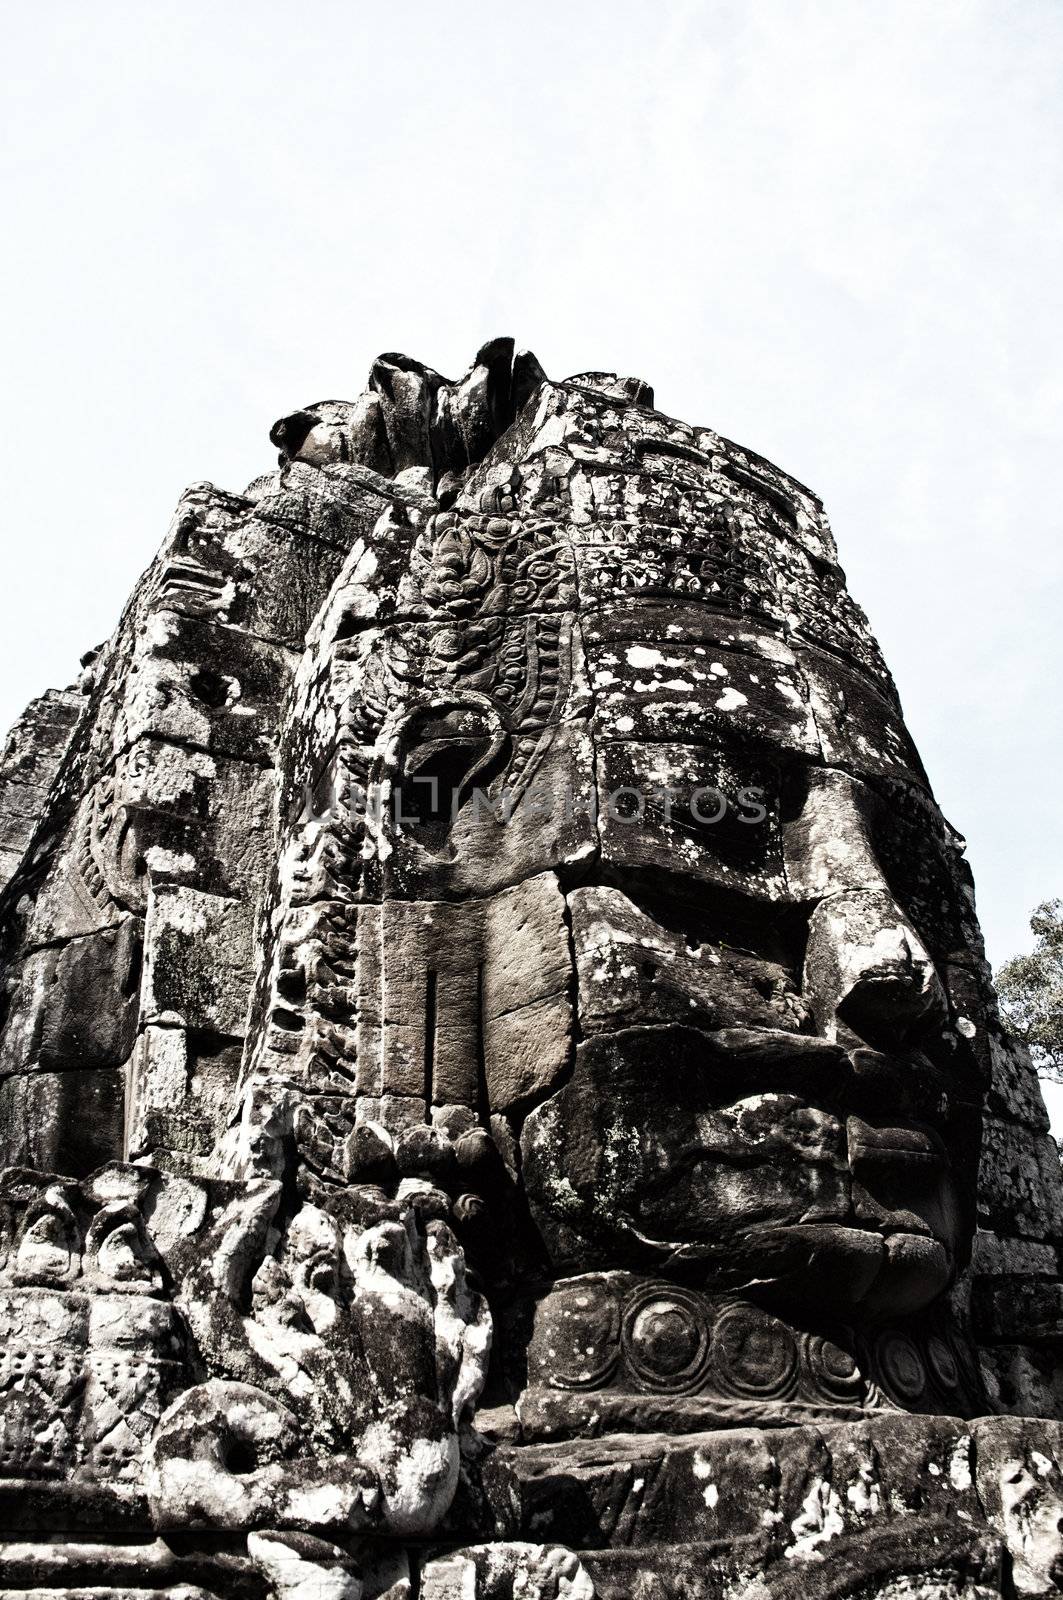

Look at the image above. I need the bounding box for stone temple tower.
[1,341,1062,1597]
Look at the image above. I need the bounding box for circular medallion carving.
[711,1305,799,1399]
[621,1286,709,1393]
[926,1335,960,1393]
[802,1332,863,1404]
[875,1331,927,1405]
[532,1281,620,1390]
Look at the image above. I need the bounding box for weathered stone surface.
[973,1277,1063,1345]
[987,1032,1051,1131]
[353,874,570,1115]
[568,883,808,1037]
[973,1416,1063,1595]
[980,1343,1063,1424]
[127,1025,243,1164]
[0,687,81,895]
[142,884,255,1036]
[972,1231,1058,1278]
[0,1068,127,1173]
[979,1116,1063,1243]
[421,1544,593,1599]
[0,341,1059,1596]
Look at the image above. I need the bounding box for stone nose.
[803,888,948,1049]
[784,769,949,1050]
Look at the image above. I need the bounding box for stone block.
[142,884,254,1037]
[0,1068,125,1177]
[978,1117,1063,1243]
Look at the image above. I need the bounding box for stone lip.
[521,1024,975,1321]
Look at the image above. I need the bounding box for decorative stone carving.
[0,341,1060,1595]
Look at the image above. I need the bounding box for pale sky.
[2,1,1061,1085]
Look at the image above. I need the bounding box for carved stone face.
[361,605,982,1324]
[3,340,1062,1600]
[518,599,982,1323]
[303,374,987,1332]
[5,341,1061,1597]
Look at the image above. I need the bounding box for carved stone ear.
[390,701,509,860]
[12,1184,81,1286]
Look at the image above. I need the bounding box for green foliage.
[998,899,1063,1084]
